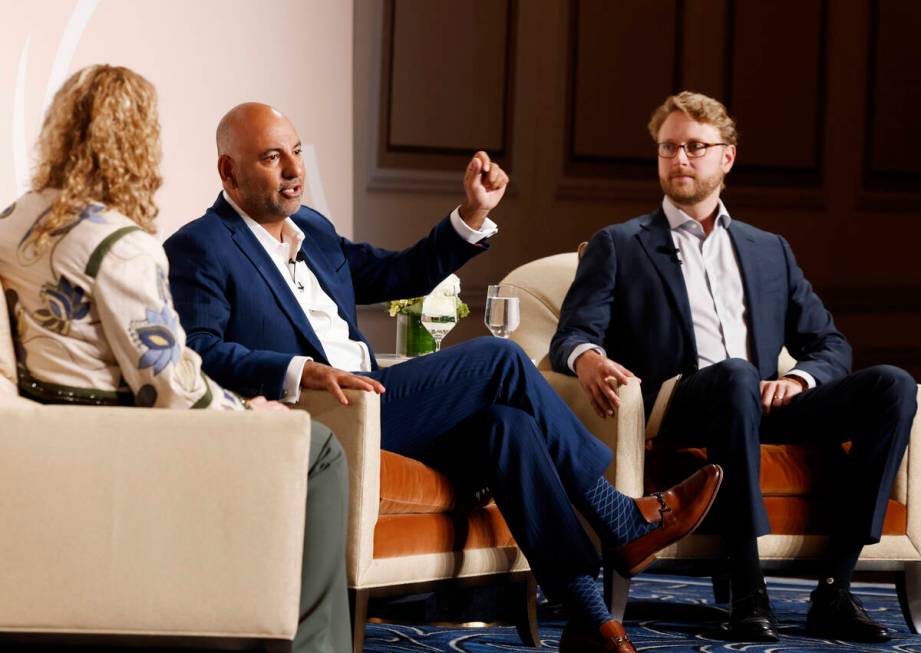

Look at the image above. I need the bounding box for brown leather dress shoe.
[605,464,723,577]
[560,619,636,653]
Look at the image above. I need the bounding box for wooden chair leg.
[711,571,731,604]
[895,561,921,634]
[512,573,541,647]
[604,566,630,622]
[349,587,370,653]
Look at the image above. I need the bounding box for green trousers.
[294,422,350,653]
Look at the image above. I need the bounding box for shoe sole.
[612,466,724,578]
[805,626,891,644]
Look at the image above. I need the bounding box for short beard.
[240,190,298,220]
[660,170,724,206]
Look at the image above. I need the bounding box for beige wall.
[1,0,353,239]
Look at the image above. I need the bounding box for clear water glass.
[420,292,458,353]
[484,284,521,338]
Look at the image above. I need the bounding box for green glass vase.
[395,311,436,356]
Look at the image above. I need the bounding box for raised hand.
[300,361,386,406]
[459,151,509,230]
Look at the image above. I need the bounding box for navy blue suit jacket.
[164,194,488,399]
[549,208,851,409]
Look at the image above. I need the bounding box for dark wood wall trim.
[562,0,828,195]
[377,0,517,172]
[819,286,921,314]
[723,0,828,188]
[563,0,684,180]
[862,0,921,197]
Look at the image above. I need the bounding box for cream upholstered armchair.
[0,283,313,651]
[502,251,921,632]
[298,376,537,653]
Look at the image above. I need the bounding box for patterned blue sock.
[580,477,657,546]
[564,574,611,627]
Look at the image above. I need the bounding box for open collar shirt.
[662,196,814,387]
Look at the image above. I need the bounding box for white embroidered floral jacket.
[0,189,243,410]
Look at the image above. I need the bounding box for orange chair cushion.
[645,443,839,496]
[645,441,907,536]
[376,451,517,558]
[373,505,517,558]
[380,450,456,514]
[759,497,907,535]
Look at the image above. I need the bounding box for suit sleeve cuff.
[784,369,816,390]
[282,356,312,403]
[449,206,498,243]
[567,343,606,373]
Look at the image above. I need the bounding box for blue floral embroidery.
[18,203,107,257]
[33,276,91,335]
[0,202,15,219]
[134,304,181,376]
[75,203,107,225]
[49,203,107,237]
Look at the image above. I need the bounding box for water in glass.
[485,294,520,338]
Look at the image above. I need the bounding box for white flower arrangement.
[387,273,470,318]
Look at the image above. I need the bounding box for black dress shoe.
[728,586,779,642]
[806,583,891,642]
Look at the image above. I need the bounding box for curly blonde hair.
[647,91,738,146]
[31,64,162,249]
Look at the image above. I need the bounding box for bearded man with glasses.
[551,90,916,643]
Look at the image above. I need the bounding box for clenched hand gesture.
[459,151,509,230]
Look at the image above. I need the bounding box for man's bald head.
[216,102,292,158]
[215,102,304,230]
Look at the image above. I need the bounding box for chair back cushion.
[0,279,20,395]
[501,252,578,363]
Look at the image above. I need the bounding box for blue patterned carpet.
[364,574,921,652]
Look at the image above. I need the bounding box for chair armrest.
[0,402,311,640]
[540,371,646,497]
[295,389,381,586]
[905,386,921,550]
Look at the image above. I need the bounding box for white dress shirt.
[663,197,750,368]
[569,196,815,389]
[224,192,497,402]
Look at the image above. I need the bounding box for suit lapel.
[636,210,697,358]
[213,196,329,360]
[728,222,763,370]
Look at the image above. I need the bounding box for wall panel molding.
[559,0,828,204]
[563,0,683,180]
[860,0,921,206]
[719,0,828,187]
[374,0,517,180]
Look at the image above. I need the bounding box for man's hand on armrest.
[574,349,640,419]
[300,361,386,406]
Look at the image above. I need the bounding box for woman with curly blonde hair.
[31,64,161,249]
[0,64,283,412]
[0,65,352,653]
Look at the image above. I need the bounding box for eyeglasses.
[657,141,728,159]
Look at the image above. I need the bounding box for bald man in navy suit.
[164,103,725,653]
